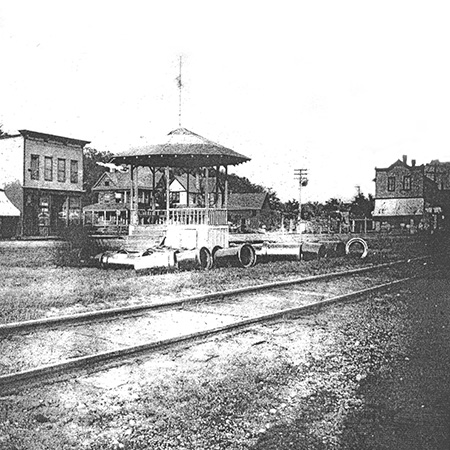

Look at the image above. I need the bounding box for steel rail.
[0,275,421,394]
[0,256,429,335]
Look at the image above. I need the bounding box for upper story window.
[57,158,66,182]
[170,192,180,204]
[70,160,78,183]
[44,156,53,181]
[387,176,396,191]
[30,154,40,180]
[403,175,411,190]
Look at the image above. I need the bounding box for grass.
[0,237,443,450]
[0,234,432,324]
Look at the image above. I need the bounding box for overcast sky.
[1,1,450,202]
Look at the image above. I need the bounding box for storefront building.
[0,129,89,236]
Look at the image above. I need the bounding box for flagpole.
[178,56,182,127]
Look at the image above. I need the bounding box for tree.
[283,199,299,222]
[350,193,374,218]
[302,201,324,220]
[0,124,12,138]
[323,198,347,219]
[227,173,265,194]
[83,147,114,205]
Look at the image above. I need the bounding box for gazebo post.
[165,166,170,224]
[186,169,190,208]
[215,166,220,208]
[151,167,156,215]
[129,164,135,226]
[224,165,228,209]
[205,167,209,225]
[134,164,139,224]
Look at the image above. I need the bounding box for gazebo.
[110,127,250,250]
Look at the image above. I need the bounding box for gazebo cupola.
[110,127,250,249]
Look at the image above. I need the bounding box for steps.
[125,225,167,251]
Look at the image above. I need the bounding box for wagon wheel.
[345,238,369,259]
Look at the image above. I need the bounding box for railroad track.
[0,256,433,394]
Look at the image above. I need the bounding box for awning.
[373,198,424,216]
[0,190,20,217]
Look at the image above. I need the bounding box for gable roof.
[92,167,162,191]
[228,192,269,211]
[169,174,200,194]
[110,128,251,168]
[376,159,423,172]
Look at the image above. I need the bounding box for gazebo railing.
[138,208,228,226]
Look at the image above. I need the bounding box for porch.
[137,207,227,226]
[83,206,228,235]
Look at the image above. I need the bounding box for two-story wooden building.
[83,168,223,234]
[373,155,442,231]
[0,129,89,236]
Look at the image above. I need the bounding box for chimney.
[402,155,407,164]
[412,159,416,167]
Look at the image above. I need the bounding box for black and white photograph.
[1,1,450,449]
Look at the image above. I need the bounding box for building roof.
[110,128,251,168]
[92,167,163,191]
[228,192,268,211]
[376,159,424,172]
[0,189,20,216]
[18,129,90,147]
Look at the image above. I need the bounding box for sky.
[1,0,450,203]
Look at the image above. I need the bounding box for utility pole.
[294,168,308,232]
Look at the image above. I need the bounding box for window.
[57,158,66,182]
[30,154,40,180]
[170,192,180,203]
[403,175,411,190]
[70,160,78,183]
[387,177,395,192]
[44,156,53,181]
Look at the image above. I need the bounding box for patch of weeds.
[53,225,100,267]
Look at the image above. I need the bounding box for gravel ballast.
[1,268,449,449]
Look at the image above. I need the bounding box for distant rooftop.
[228,192,268,211]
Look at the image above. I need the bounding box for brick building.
[373,155,442,231]
[425,160,450,190]
[0,130,89,236]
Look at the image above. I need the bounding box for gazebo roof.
[110,128,251,168]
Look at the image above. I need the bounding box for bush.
[53,225,99,266]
